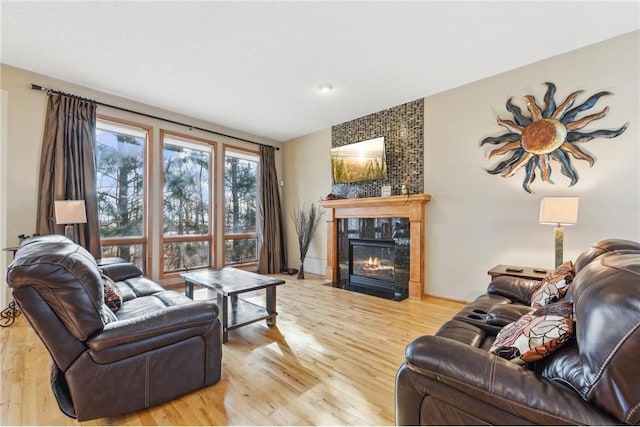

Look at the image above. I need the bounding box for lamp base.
[64,225,75,243]
[554,226,564,268]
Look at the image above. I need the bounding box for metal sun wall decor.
[481,82,628,193]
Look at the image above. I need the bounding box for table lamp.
[54,200,87,243]
[539,196,579,268]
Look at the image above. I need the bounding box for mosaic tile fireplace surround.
[331,98,424,198]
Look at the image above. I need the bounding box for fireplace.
[320,194,431,299]
[350,239,395,291]
[333,218,410,301]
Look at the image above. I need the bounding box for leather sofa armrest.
[487,275,541,305]
[99,262,144,281]
[404,335,616,425]
[486,303,532,327]
[86,300,219,363]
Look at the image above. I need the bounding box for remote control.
[533,268,547,274]
[506,267,523,272]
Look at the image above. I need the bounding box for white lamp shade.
[539,197,579,226]
[54,200,87,225]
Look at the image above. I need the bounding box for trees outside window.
[224,148,258,265]
[161,131,214,274]
[96,119,263,277]
[96,117,148,271]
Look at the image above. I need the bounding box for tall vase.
[297,262,305,279]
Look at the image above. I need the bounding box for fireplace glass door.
[349,239,395,286]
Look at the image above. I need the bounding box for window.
[95,118,263,278]
[224,148,259,266]
[96,117,149,271]
[161,131,215,275]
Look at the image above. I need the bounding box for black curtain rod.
[30,83,279,150]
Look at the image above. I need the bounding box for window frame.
[223,145,260,267]
[159,129,217,278]
[95,114,152,273]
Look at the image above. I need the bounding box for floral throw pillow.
[102,273,123,313]
[530,261,575,308]
[489,301,574,365]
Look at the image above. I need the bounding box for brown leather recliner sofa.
[7,235,222,421]
[396,238,640,425]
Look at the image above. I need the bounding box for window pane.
[101,244,145,272]
[225,154,257,234]
[225,238,257,265]
[96,126,145,238]
[163,142,210,236]
[164,241,210,272]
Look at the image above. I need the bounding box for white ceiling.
[2,1,639,142]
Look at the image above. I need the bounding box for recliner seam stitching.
[407,363,584,424]
[145,353,150,408]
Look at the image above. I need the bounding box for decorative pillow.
[489,301,574,365]
[530,261,575,308]
[102,273,123,313]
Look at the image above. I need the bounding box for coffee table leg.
[231,294,238,313]
[185,280,194,299]
[217,292,229,343]
[266,286,277,326]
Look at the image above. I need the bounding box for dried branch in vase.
[290,202,323,279]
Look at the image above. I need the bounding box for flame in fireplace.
[363,257,393,273]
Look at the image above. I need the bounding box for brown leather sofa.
[396,238,640,425]
[7,235,222,421]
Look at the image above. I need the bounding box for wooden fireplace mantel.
[320,194,431,299]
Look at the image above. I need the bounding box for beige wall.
[282,128,332,275]
[0,64,281,289]
[283,31,640,300]
[1,90,7,307]
[2,31,638,302]
[424,31,639,300]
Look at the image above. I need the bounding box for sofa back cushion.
[567,251,640,423]
[8,235,112,341]
[99,262,143,282]
[573,238,640,272]
[486,275,542,305]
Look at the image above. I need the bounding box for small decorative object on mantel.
[346,189,359,199]
[481,82,628,193]
[381,185,391,197]
[402,175,411,195]
[290,202,323,279]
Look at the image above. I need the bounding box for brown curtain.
[257,145,287,273]
[36,94,101,258]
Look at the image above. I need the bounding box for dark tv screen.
[330,137,387,184]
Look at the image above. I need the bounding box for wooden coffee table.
[180,268,285,343]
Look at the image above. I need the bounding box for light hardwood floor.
[0,274,464,426]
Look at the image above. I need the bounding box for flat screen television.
[330,137,387,184]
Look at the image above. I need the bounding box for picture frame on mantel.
[381,185,391,197]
